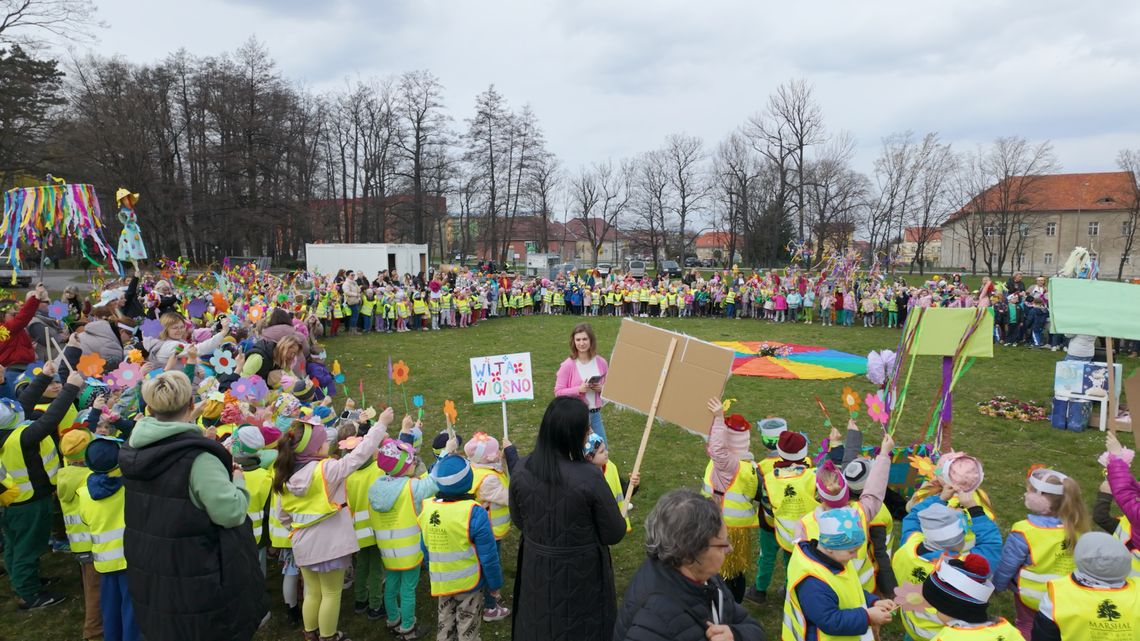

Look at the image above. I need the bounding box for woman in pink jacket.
[1105,432,1140,553]
[554,323,609,442]
[274,406,395,641]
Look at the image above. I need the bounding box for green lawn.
[3,314,1135,640]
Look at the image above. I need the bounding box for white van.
[627,259,646,278]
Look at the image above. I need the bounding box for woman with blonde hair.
[143,312,230,366]
[119,371,267,641]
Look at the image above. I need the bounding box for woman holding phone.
[554,323,609,442]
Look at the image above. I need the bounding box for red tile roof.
[951,171,1136,222]
[695,232,743,248]
[904,227,942,243]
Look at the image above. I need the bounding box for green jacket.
[129,417,249,528]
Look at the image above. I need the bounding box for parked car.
[626,259,646,278]
[683,256,700,267]
[701,258,717,268]
[596,262,612,276]
[661,260,682,278]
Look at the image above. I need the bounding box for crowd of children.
[0,264,1138,641]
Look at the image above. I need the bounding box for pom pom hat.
[922,554,994,624]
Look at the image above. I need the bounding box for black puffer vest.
[119,432,267,641]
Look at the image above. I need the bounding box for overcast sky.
[79,0,1140,178]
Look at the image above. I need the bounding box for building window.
[1088,221,1099,237]
[984,226,998,237]
[1045,222,1056,237]
[1044,252,1053,265]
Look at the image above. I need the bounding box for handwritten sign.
[470,352,534,405]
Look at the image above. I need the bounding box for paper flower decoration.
[247,305,264,323]
[140,318,163,339]
[391,360,409,386]
[331,359,345,384]
[412,394,424,408]
[234,375,269,403]
[443,399,457,425]
[866,393,889,425]
[841,386,861,415]
[894,583,928,613]
[77,353,107,377]
[186,298,208,319]
[127,349,144,364]
[212,291,229,314]
[108,362,142,390]
[48,300,68,321]
[230,377,252,400]
[338,435,363,450]
[209,349,237,376]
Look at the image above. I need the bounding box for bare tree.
[1115,149,1140,280]
[0,0,100,44]
[526,150,560,252]
[803,133,868,259]
[755,79,825,242]
[663,133,710,260]
[866,132,921,255]
[907,135,957,274]
[394,70,451,244]
[570,160,631,265]
[631,149,672,270]
[712,131,762,268]
[462,84,509,260]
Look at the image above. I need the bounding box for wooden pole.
[1106,336,1117,433]
[622,337,677,517]
[501,401,509,442]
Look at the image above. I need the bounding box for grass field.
[2,314,1135,641]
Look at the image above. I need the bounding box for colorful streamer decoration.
[1,181,123,277]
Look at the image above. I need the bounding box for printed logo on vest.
[430,510,441,527]
[910,567,928,583]
[1097,599,1120,621]
[784,486,797,498]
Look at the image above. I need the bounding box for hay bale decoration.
[1,178,123,279]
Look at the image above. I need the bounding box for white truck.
[304,243,430,279]
[525,253,561,278]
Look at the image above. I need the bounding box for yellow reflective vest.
[78,484,127,573]
[799,504,874,591]
[471,467,511,540]
[1010,519,1076,611]
[702,460,759,529]
[268,494,291,549]
[245,467,272,546]
[35,402,79,433]
[764,465,819,551]
[57,465,93,553]
[602,462,631,534]
[371,478,425,571]
[931,619,1022,641]
[280,459,342,532]
[1042,574,1139,641]
[783,542,872,641]
[892,532,965,640]
[0,423,60,503]
[419,498,481,596]
[1113,517,1140,577]
[346,465,385,549]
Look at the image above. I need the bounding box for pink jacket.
[1107,455,1140,548]
[705,416,738,493]
[278,424,386,567]
[554,356,609,406]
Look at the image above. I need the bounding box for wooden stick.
[622,337,677,517]
[1106,336,1117,434]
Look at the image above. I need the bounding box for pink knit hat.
[463,432,500,464]
[375,438,415,476]
[722,413,752,456]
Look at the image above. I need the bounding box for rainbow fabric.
[714,340,868,380]
[1,183,122,276]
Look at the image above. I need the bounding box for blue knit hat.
[85,435,123,474]
[430,454,473,495]
[817,507,865,550]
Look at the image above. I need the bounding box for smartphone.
[586,375,603,386]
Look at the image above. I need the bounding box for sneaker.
[396,623,432,640]
[18,592,67,610]
[366,605,386,620]
[483,605,510,622]
[353,600,367,614]
[386,618,402,631]
[49,538,70,553]
[743,587,766,604]
[286,604,302,626]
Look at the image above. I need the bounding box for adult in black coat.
[614,489,766,641]
[509,397,627,641]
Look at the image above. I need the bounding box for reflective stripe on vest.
[79,485,127,573]
[346,466,384,549]
[244,467,271,545]
[892,533,961,640]
[1045,574,1140,641]
[58,466,93,552]
[799,505,875,591]
[0,424,60,502]
[280,460,342,531]
[930,619,1021,641]
[763,466,818,551]
[370,479,424,571]
[419,498,480,597]
[471,467,511,540]
[1114,517,1140,577]
[1012,520,1075,611]
[702,460,759,529]
[783,543,873,641]
[268,494,292,549]
[603,462,631,534]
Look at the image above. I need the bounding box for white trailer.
[304,243,430,279]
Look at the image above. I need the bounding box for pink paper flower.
[866,392,889,425]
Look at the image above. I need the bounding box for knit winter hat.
[843,458,872,493]
[233,425,266,455]
[918,504,966,551]
[60,429,93,461]
[922,555,994,624]
[757,418,788,447]
[0,398,24,431]
[937,452,984,494]
[85,436,122,474]
[817,507,865,550]
[431,454,473,495]
[375,438,416,476]
[816,461,851,508]
[433,430,463,456]
[776,431,809,462]
[464,432,500,464]
[723,413,752,456]
[1074,531,1132,584]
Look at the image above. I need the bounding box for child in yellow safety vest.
[337,418,388,621]
[369,432,439,640]
[743,417,790,605]
[420,454,504,641]
[584,432,638,534]
[782,506,898,641]
[58,428,103,641]
[921,554,1024,641]
[758,430,818,598]
[702,398,759,603]
[1035,531,1138,641]
[77,436,141,641]
[466,432,520,622]
[993,467,1090,640]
